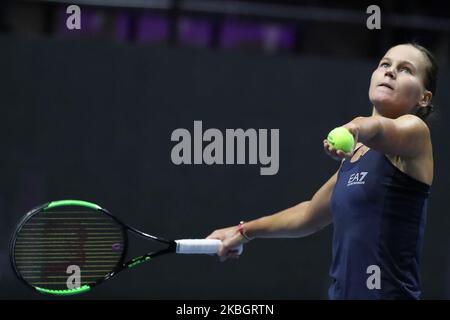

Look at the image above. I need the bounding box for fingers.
[323,139,342,160]
[217,242,227,257]
[218,239,238,257]
[207,227,245,262]
[218,248,241,262]
[206,233,218,240]
[206,228,229,242]
[218,237,244,262]
[323,139,353,160]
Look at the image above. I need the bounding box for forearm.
[243,201,326,239]
[344,114,430,157]
[344,116,383,145]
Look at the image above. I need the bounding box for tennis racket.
[10,199,242,296]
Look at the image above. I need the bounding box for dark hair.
[403,42,439,121]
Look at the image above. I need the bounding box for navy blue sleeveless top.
[329,146,431,299]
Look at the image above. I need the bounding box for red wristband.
[237,221,252,242]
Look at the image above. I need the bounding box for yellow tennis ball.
[327,127,355,153]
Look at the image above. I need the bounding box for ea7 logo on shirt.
[347,171,368,186]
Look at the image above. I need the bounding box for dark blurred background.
[0,0,449,299]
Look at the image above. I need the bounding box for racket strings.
[14,208,125,290]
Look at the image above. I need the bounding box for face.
[368,44,432,118]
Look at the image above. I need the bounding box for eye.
[400,67,412,74]
[380,62,390,68]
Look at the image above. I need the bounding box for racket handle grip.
[175,239,221,254]
[175,239,244,255]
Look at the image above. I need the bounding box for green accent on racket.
[35,285,91,295]
[46,200,101,210]
[128,256,151,269]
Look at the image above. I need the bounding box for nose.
[384,67,396,79]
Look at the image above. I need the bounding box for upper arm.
[369,114,431,158]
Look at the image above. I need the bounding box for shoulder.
[370,114,430,145]
[397,114,432,157]
[373,113,431,159]
[386,115,433,185]
[394,114,430,138]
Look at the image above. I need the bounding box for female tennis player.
[207,43,438,299]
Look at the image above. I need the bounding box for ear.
[418,90,433,107]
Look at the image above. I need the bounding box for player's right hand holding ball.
[324,125,358,160]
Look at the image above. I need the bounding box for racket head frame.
[10,200,187,296]
[10,200,177,296]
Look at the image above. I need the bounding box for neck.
[372,105,417,118]
[371,107,380,117]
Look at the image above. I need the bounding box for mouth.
[378,82,394,90]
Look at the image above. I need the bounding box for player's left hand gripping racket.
[10,200,241,296]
